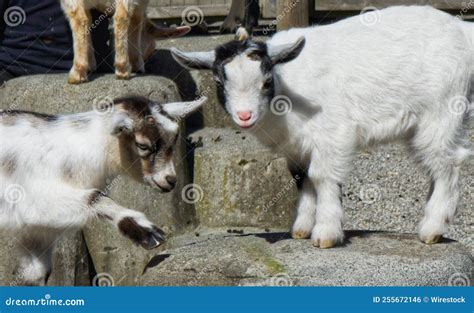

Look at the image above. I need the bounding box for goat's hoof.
[140,226,166,250]
[291,230,311,239]
[67,73,88,84]
[115,72,131,80]
[312,239,336,249]
[118,217,166,249]
[423,234,442,245]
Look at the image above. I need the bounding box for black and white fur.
[0,96,206,285]
[171,6,473,248]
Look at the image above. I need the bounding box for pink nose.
[237,111,252,121]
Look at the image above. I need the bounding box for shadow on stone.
[144,254,172,273]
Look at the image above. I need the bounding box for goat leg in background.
[236,0,260,40]
[129,5,147,73]
[63,4,94,84]
[220,0,245,33]
[114,1,133,80]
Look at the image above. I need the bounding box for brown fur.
[60,0,191,84]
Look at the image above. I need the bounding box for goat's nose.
[237,111,252,121]
[166,175,177,188]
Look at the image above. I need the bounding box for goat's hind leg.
[114,1,133,79]
[89,191,165,249]
[63,3,93,84]
[15,233,56,286]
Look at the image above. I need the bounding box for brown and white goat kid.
[60,0,190,84]
[0,96,206,285]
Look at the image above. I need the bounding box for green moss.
[243,242,285,275]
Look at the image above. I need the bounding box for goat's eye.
[136,143,149,150]
[263,79,272,89]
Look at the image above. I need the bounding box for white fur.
[175,6,473,246]
[0,97,204,285]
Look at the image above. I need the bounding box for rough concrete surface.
[140,229,473,286]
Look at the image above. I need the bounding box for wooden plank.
[262,0,277,18]
[277,0,309,30]
[147,4,231,19]
[315,0,473,11]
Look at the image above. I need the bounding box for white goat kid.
[60,0,190,84]
[171,6,473,248]
[0,96,206,285]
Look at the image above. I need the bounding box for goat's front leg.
[308,152,349,248]
[291,178,317,239]
[114,1,133,80]
[89,191,165,249]
[64,5,93,84]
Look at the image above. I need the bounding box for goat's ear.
[170,48,215,70]
[111,112,134,136]
[149,22,191,40]
[268,37,306,65]
[162,97,208,118]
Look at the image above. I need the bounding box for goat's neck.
[60,112,124,188]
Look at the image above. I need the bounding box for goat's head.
[110,96,206,192]
[170,37,305,129]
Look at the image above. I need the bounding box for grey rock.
[0,231,89,286]
[139,229,473,286]
[189,128,297,229]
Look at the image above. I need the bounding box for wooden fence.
[147,0,473,19]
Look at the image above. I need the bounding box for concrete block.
[140,229,473,286]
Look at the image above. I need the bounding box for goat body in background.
[172,6,473,248]
[221,0,260,39]
[60,0,190,84]
[0,96,206,285]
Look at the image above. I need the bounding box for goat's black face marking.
[212,40,275,113]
